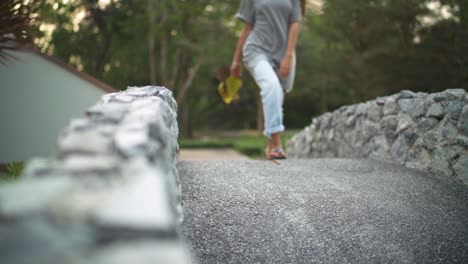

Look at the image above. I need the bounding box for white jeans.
[250,60,293,138]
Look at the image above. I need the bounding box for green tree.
[29,0,468,134]
[0,0,36,62]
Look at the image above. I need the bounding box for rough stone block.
[380,115,398,130]
[126,86,161,97]
[362,120,380,141]
[456,136,468,149]
[367,103,382,122]
[396,113,414,133]
[85,241,192,264]
[58,130,112,156]
[0,217,93,264]
[426,103,444,119]
[153,87,178,113]
[93,168,176,236]
[445,100,464,120]
[383,128,398,145]
[398,98,414,113]
[100,92,119,103]
[86,102,130,123]
[398,90,417,99]
[438,117,458,141]
[63,155,120,175]
[403,130,419,147]
[409,98,426,120]
[453,157,468,184]
[346,115,356,127]
[319,113,332,130]
[327,129,335,141]
[383,98,399,115]
[433,89,466,102]
[376,97,387,105]
[66,118,94,132]
[114,131,161,159]
[0,177,74,217]
[446,145,466,161]
[369,135,389,160]
[418,117,438,132]
[22,158,62,178]
[391,135,408,163]
[356,102,369,116]
[97,123,118,137]
[431,148,451,176]
[406,142,432,170]
[423,132,442,150]
[345,105,356,115]
[113,94,135,103]
[457,106,468,136]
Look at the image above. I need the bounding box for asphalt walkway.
[180,159,468,263]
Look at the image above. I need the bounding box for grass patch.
[179,130,297,158]
[0,162,24,182]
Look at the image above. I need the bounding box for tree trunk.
[169,48,181,88]
[94,32,112,77]
[88,7,112,77]
[320,79,328,113]
[179,100,193,138]
[176,60,202,106]
[147,0,157,84]
[159,3,168,85]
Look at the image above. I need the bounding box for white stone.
[453,157,468,184]
[0,177,74,217]
[367,103,382,122]
[398,99,414,113]
[94,159,175,231]
[86,241,192,264]
[431,148,451,176]
[383,98,399,115]
[87,102,130,123]
[426,103,444,119]
[409,98,426,120]
[63,155,120,174]
[59,130,112,155]
[457,106,468,136]
[406,146,432,171]
[398,90,417,99]
[396,114,414,133]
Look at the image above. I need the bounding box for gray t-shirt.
[236,0,301,77]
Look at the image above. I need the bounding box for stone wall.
[287,89,468,185]
[0,86,192,263]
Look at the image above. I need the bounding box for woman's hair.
[300,0,306,16]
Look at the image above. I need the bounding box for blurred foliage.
[28,0,468,136]
[0,0,37,62]
[179,131,296,158]
[0,162,23,182]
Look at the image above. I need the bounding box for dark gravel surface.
[180,159,468,264]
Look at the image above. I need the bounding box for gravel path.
[180,159,468,264]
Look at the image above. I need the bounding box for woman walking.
[231,0,304,160]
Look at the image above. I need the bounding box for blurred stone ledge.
[287,89,468,185]
[0,86,192,264]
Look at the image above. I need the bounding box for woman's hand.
[230,61,242,78]
[279,54,293,79]
[231,24,252,78]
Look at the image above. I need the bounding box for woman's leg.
[251,60,285,153]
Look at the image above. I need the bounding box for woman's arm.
[231,23,253,77]
[279,22,300,78]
